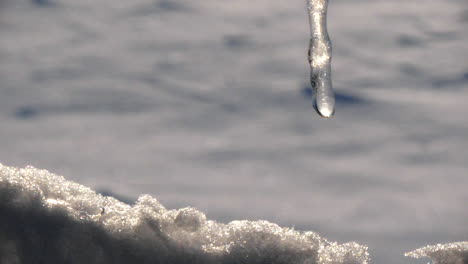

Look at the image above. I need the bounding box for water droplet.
[79,212,88,220]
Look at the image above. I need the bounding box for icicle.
[306,0,335,118]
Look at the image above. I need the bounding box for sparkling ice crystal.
[405,242,468,264]
[0,163,369,264]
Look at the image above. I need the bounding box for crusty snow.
[406,242,468,264]
[0,0,467,263]
[2,164,466,263]
[0,163,370,264]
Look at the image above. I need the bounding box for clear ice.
[0,163,369,264]
[307,0,335,118]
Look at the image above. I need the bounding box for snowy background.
[0,0,467,263]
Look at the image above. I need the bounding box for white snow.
[406,242,468,264]
[0,0,467,263]
[0,163,370,264]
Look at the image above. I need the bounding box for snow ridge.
[0,163,369,264]
[406,242,468,264]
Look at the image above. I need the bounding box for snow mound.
[0,163,369,264]
[405,242,468,264]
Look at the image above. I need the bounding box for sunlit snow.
[0,163,370,264]
[406,242,468,264]
[0,0,467,263]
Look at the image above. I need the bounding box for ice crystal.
[405,241,468,264]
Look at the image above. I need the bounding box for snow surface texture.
[1,0,467,263]
[0,163,369,264]
[406,242,468,264]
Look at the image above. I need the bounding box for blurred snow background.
[0,0,467,263]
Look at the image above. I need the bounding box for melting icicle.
[307,0,335,118]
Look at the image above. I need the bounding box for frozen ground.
[0,0,467,263]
